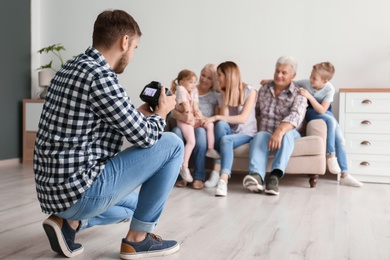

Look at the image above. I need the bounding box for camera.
[140,81,172,111]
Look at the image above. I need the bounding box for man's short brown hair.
[92,9,142,50]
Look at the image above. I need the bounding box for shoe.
[120,233,180,259]
[179,168,193,182]
[243,173,264,193]
[175,179,188,188]
[206,149,220,159]
[42,215,84,258]
[340,174,363,187]
[192,180,204,190]
[327,157,341,174]
[265,175,280,195]
[205,170,219,188]
[215,179,227,197]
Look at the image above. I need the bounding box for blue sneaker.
[120,233,180,259]
[42,215,84,257]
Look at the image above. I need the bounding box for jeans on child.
[305,109,348,172]
[56,132,184,233]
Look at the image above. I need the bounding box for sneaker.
[206,149,220,159]
[120,233,180,259]
[340,174,363,187]
[179,168,193,182]
[204,170,220,188]
[215,179,227,197]
[243,173,264,193]
[265,175,280,195]
[42,215,84,258]
[327,157,341,174]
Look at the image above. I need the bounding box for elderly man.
[243,56,308,195]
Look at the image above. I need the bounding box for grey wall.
[0,1,31,160]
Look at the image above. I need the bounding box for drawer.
[345,92,390,113]
[347,154,390,183]
[345,133,390,155]
[344,113,390,134]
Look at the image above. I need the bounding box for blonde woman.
[203,61,257,196]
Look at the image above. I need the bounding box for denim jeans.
[249,129,300,181]
[56,132,184,233]
[172,126,208,181]
[214,121,253,177]
[305,109,348,173]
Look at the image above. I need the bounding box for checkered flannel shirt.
[257,82,308,133]
[33,47,166,214]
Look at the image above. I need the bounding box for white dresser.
[339,88,390,183]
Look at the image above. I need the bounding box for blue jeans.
[306,109,348,173]
[249,129,300,181]
[214,121,253,177]
[56,132,184,233]
[172,126,208,181]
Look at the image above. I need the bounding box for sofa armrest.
[306,119,327,144]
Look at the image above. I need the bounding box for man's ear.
[119,35,129,51]
[291,73,296,79]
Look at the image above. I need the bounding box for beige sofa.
[167,118,327,188]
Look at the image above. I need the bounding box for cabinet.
[339,88,390,183]
[23,99,44,164]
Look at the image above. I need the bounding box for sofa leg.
[308,174,318,188]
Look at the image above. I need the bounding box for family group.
[169,58,363,197]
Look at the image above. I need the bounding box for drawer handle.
[360,161,370,166]
[361,120,371,125]
[360,141,371,145]
[362,99,372,104]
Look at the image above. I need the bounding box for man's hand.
[154,86,176,118]
[268,129,284,151]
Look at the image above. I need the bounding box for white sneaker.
[205,170,219,188]
[215,179,227,197]
[340,174,363,187]
[206,149,220,159]
[179,168,193,182]
[327,157,341,174]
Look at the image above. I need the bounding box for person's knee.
[162,132,184,152]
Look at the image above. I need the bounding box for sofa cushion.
[233,135,324,158]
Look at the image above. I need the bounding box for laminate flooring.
[1,163,389,260]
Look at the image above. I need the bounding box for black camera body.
[140,81,172,111]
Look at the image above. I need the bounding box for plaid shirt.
[257,82,307,133]
[33,47,166,214]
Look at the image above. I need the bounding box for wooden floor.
[1,163,390,260]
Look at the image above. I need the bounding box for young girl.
[203,61,258,196]
[296,62,362,187]
[171,69,220,183]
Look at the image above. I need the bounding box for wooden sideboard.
[338,88,390,183]
[22,99,44,164]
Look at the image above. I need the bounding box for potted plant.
[36,43,66,98]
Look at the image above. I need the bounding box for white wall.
[31,0,390,116]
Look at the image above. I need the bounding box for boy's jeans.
[306,109,348,172]
[56,132,184,233]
